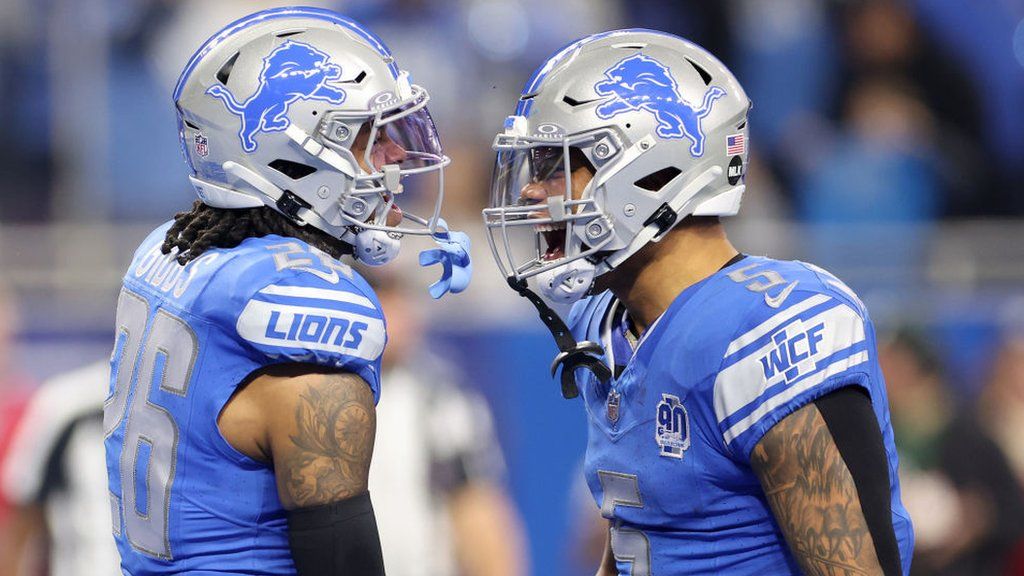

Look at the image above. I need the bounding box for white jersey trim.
[714,302,866,427]
[258,284,376,309]
[237,299,385,361]
[724,294,831,357]
[722,351,870,445]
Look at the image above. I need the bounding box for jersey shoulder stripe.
[721,348,870,445]
[144,233,389,397]
[236,282,385,363]
[720,293,837,370]
[255,284,377,311]
[715,298,864,421]
[218,238,385,389]
[712,260,874,458]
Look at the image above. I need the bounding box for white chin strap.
[531,165,726,304]
[353,230,400,266]
[536,259,596,304]
[199,162,402,266]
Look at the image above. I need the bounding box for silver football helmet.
[174,7,449,266]
[484,29,751,302]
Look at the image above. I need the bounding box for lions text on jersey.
[104,223,385,575]
[568,256,914,575]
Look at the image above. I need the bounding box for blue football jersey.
[104,223,385,575]
[569,256,914,575]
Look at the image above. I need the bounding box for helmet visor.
[372,103,444,171]
[485,140,605,279]
[489,144,596,223]
[314,87,449,236]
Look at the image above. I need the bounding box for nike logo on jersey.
[727,263,799,309]
[763,281,798,309]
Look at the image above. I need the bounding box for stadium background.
[1,0,1023,574]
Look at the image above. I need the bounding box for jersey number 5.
[727,262,798,309]
[104,288,197,560]
[598,471,652,576]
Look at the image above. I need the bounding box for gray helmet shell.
[174,7,448,257]
[484,29,751,301]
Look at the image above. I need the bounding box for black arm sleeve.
[287,491,386,575]
[815,386,902,576]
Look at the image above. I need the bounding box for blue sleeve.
[227,246,385,402]
[712,286,874,461]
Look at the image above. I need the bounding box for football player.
[483,30,913,575]
[104,7,469,575]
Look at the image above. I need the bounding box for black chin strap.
[506,277,612,399]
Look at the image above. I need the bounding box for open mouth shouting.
[537,222,566,261]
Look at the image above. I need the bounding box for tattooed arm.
[219,364,384,574]
[750,399,883,576]
[265,368,375,508]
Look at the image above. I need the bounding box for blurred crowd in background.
[0,0,1023,574]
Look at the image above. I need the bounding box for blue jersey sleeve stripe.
[719,298,841,373]
[722,350,871,445]
[720,294,835,370]
[726,370,873,460]
[718,340,871,431]
[714,301,867,432]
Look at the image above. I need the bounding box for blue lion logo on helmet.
[594,54,726,157]
[207,40,347,153]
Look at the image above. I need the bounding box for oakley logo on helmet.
[206,41,347,152]
[594,54,725,157]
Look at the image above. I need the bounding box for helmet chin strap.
[352,230,400,266]
[505,277,611,399]
[535,259,596,304]
[506,166,724,396]
[598,165,722,275]
[351,164,404,266]
[221,161,402,265]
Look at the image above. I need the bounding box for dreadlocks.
[161,201,353,264]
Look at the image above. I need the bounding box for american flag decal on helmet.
[726,133,745,156]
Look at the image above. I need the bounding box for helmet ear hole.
[634,167,682,192]
[268,159,317,180]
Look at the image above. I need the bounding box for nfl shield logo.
[607,389,621,423]
[194,133,209,158]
